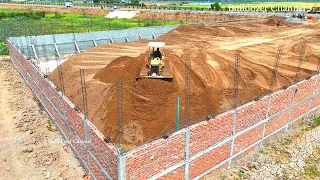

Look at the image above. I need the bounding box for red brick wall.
[189,142,231,179]
[189,112,233,156]
[235,98,268,133]
[125,131,186,180]
[7,40,119,180]
[295,77,315,102]
[311,94,320,108]
[269,86,295,116]
[158,166,185,180]
[234,125,263,154]
[265,111,289,136]
[291,100,311,121]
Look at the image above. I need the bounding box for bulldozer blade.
[137,60,173,82]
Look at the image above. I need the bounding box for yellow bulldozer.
[138,42,173,81]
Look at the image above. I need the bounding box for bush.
[0,42,8,55]
[211,2,222,11]
[54,12,64,18]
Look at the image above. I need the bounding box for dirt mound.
[264,18,277,25]
[50,20,320,150]
[94,56,142,83]
[264,17,286,26]
[92,52,183,148]
[216,27,236,37]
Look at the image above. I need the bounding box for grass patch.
[302,117,320,131]
[0,9,46,19]
[304,165,320,178]
[0,42,8,55]
[238,170,245,178]
[300,155,320,178]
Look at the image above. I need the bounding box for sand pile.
[264,17,287,26]
[50,19,320,149]
[94,56,142,83]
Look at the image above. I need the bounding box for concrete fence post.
[54,43,61,57]
[30,44,38,60]
[260,94,273,148]
[184,128,190,180]
[118,154,126,180]
[90,32,97,47]
[228,109,237,167]
[74,41,80,54]
[307,74,320,118]
[286,85,298,131]
[83,117,92,176]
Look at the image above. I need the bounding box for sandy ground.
[0,56,87,180]
[50,18,320,149]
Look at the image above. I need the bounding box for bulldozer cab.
[148,42,165,60]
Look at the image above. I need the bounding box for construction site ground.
[0,56,86,180]
[49,18,320,149]
[209,118,320,180]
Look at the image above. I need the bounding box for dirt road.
[0,57,86,180]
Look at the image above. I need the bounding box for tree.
[93,0,100,4]
[131,0,140,6]
[211,2,222,11]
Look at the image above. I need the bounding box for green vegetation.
[300,152,320,178]
[238,170,245,178]
[211,2,223,11]
[0,9,46,19]
[302,117,320,131]
[0,8,182,55]
[0,42,8,55]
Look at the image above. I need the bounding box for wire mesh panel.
[87,122,119,179]
[57,42,78,56]
[9,25,180,61]
[78,40,95,52]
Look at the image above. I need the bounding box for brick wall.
[125,131,186,179]
[189,142,231,179]
[7,40,119,180]
[189,112,233,156]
